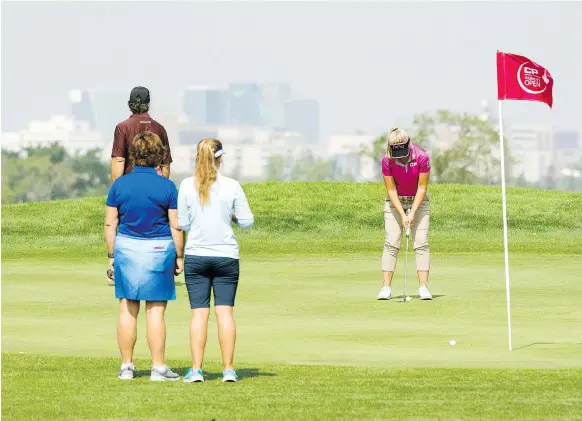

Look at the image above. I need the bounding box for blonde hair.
[195,138,223,206]
[386,127,410,158]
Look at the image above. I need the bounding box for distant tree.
[359,133,388,172]
[513,172,531,188]
[361,109,510,185]
[266,154,286,181]
[1,145,110,204]
[541,164,557,190]
[288,151,335,182]
[25,142,66,164]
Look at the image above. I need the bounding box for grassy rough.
[2,182,581,259]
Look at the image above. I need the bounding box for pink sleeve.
[381,156,392,176]
[419,154,431,173]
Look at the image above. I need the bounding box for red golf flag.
[497,51,554,108]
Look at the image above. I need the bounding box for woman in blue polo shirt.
[105,131,184,382]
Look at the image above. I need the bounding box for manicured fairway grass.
[2,353,581,421]
[2,255,581,368]
[2,183,582,420]
[2,254,582,420]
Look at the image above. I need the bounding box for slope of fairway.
[2,182,582,259]
[3,183,582,421]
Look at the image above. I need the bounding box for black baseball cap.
[129,86,150,104]
[389,138,410,158]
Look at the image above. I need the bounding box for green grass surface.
[2,254,582,420]
[2,183,582,259]
[2,183,582,420]
[3,255,582,367]
[3,354,581,421]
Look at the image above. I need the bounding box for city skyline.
[2,2,581,139]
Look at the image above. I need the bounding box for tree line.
[3,110,581,204]
[1,144,110,204]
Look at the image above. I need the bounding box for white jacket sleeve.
[233,183,254,229]
[177,180,192,231]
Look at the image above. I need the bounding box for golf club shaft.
[403,208,411,298]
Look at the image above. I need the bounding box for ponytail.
[195,138,222,206]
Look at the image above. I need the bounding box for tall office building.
[178,129,219,145]
[183,87,230,126]
[259,83,291,130]
[229,84,261,126]
[553,130,580,172]
[206,90,230,125]
[91,90,130,139]
[69,90,96,130]
[284,99,320,143]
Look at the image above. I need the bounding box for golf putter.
[399,209,411,303]
[106,268,115,285]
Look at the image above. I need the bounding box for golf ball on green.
[405,296,411,302]
[449,339,456,346]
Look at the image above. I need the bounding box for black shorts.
[184,255,240,309]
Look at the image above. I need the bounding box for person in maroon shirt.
[111,87,173,181]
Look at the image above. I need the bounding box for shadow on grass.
[134,367,277,381]
[388,294,446,301]
[513,342,582,351]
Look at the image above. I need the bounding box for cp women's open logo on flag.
[517,62,550,94]
[497,51,554,108]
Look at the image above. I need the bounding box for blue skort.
[114,235,176,301]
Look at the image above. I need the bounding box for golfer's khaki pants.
[382,197,430,272]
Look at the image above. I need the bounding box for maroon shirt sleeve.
[111,125,126,158]
[160,126,173,166]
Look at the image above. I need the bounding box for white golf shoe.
[418,285,433,300]
[377,286,392,300]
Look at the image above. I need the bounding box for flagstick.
[498,100,512,351]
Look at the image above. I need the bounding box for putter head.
[106,268,115,285]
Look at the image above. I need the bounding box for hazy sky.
[2,1,581,140]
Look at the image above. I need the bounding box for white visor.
[214,149,225,158]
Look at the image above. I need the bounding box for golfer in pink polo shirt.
[377,128,433,300]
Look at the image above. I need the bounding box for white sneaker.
[377,286,392,300]
[419,285,433,300]
[117,362,135,380]
[150,365,180,381]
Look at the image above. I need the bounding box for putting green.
[3,254,580,368]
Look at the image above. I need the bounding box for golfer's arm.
[161,165,170,179]
[383,176,405,216]
[111,158,125,182]
[104,206,119,254]
[168,209,185,257]
[411,172,429,214]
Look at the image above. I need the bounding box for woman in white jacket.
[177,138,254,383]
